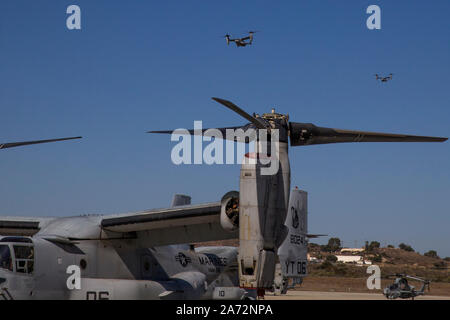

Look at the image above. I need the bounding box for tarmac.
[265,290,450,300]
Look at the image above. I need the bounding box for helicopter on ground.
[223,31,258,47]
[383,274,430,300]
[375,73,393,82]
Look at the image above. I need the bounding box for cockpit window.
[0,245,13,272]
[13,245,34,274]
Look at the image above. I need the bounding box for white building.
[335,255,372,265]
[340,248,365,254]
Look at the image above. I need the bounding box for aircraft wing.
[101,202,238,247]
[0,217,55,236]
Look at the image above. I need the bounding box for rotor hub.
[261,109,287,121]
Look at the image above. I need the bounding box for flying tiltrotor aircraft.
[0,98,446,300]
[224,31,257,47]
[375,73,393,82]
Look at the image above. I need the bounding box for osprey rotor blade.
[211,97,267,129]
[289,122,447,146]
[0,136,82,150]
[148,126,256,143]
[306,234,328,239]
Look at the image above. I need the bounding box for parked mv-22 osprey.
[0,132,309,300]
[0,98,446,300]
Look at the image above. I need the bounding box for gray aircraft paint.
[0,194,247,300]
[0,233,243,300]
[238,140,290,289]
[277,189,308,278]
[0,186,306,300]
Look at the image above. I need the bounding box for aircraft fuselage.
[0,235,239,300]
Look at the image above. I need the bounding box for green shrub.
[326,255,338,263]
[398,243,414,252]
[433,261,447,269]
[424,250,439,259]
[370,254,382,263]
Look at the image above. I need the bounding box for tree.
[387,245,394,248]
[444,257,450,262]
[424,250,439,259]
[326,255,338,263]
[368,241,380,252]
[323,238,342,252]
[398,243,414,252]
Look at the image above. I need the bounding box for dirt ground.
[265,290,450,300]
[295,276,450,296]
[194,240,450,296]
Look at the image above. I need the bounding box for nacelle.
[220,191,239,232]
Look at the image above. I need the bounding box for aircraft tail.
[277,188,308,279]
[419,280,431,294]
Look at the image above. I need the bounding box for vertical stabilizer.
[277,188,308,279]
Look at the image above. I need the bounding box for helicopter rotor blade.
[0,136,82,150]
[405,275,428,283]
[211,97,267,129]
[289,122,447,146]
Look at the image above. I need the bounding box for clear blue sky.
[1,1,449,256]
